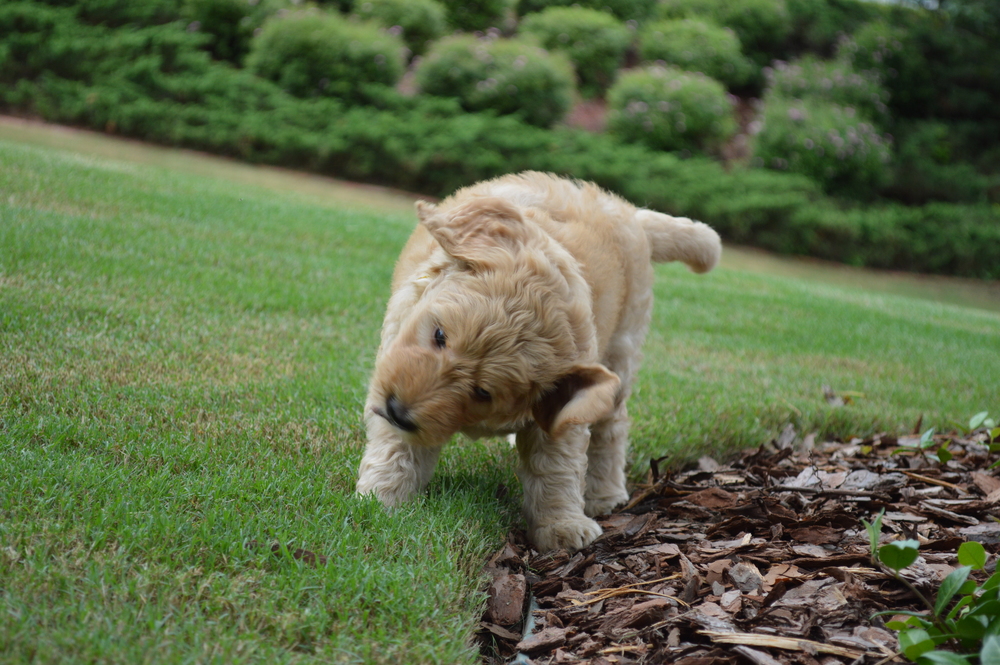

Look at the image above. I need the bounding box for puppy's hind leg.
[517,423,602,552]
[356,414,442,507]
[584,404,631,517]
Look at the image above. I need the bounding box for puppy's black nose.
[385,395,418,433]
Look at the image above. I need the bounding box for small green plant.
[607,64,737,154]
[638,18,754,90]
[519,6,632,97]
[892,427,953,464]
[864,510,1000,664]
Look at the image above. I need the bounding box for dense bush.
[414,35,574,127]
[245,9,405,101]
[519,7,631,97]
[882,121,999,205]
[516,0,656,22]
[784,0,883,55]
[753,96,891,197]
[352,0,447,56]
[437,0,511,32]
[638,19,754,90]
[654,0,792,67]
[182,0,289,63]
[34,0,184,26]
[607,65,736,153]
[764,57,889,126]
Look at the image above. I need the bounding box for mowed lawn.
[2,124,999,664]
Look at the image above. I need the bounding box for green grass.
[2,123,999,663]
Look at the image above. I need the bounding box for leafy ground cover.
[1,124,999,663]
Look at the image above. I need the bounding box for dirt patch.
[479,425,1000,664]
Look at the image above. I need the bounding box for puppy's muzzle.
[379,395,418,433]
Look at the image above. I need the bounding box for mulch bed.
[478,424,1000,665]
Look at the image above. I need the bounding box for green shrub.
[414,35,574,127]
[638,19,753,90]
[516,0,656,22]
[764,56,889,125]
[35,0,185,27]
[245,9,405,101]
[437,0,512,31]
[519,7,631,97]
[607,65,737,153]
[784,0,883,55]
[753,96,891,197]
[182,0,289,63]
[353,0,446,56]
[883,121,999,205]
[654,0,792,67]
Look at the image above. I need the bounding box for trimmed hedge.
[414,35,574,127]
[607,65,737,154]
[353,0,447,56]
[245,10,405,101]
[519,7,631,97]
[638,19,754,90]
[764,57,889,126]
[2,0,999,280]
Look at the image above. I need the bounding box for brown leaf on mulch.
[478,425,1000,664]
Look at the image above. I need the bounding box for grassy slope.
[1,127,999,663]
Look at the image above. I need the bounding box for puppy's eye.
[472,386,492,402]
[433,327,446,349]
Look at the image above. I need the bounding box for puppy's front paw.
[584,491,629,517]
[531,516,602,552]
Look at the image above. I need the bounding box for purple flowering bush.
[753,96,891,196]
[414,35,574,127]
[607,65,737,153]
[764,57,889,126]
[638,19,754,90]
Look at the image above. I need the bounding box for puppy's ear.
[418,197,529,267]
[532,364,621,440]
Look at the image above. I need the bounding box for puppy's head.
[368,196,620,446]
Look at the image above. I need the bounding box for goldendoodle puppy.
[357,172,721,551]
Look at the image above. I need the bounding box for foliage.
[607,65,737,153]
[653,0,793,67]
[784,0,883,55]
[519,6,631,97]
[764,57,889,126]
[753,96,892,197]
[182,0,289,64]
[245,9,405,101]
[515,0,656,22]
[352,0,447,56]
[883,121,999,205]
[33,0,185,26]
[864,511,1000,664]
[638,18,754,90]
[437,0,512,31]
[414,35,574,127]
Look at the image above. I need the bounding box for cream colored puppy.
[356,172,721,551]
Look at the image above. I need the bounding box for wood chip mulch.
[478,424,1000,665]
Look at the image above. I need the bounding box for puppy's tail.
[635,209,722,274]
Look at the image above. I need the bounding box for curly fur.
[356,172,721,551]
